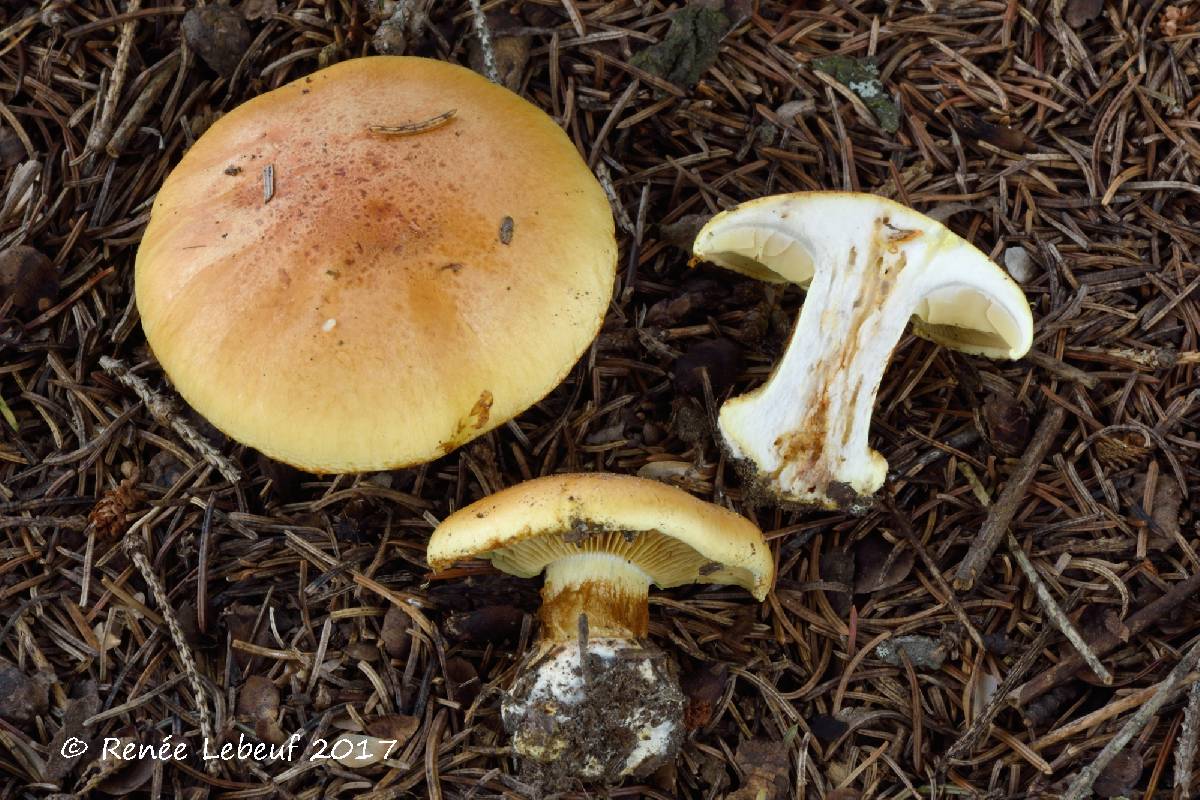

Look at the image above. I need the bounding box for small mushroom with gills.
[692,192,1034,510]
[427,473,774,784]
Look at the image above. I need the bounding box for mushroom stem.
[539,553,650,641]
[719,223,922,510]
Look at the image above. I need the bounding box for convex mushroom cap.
[692,192,1034,510]
[136,56,616,472]
[428,473,774,784]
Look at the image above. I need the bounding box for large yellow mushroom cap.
[135,56,616,472]
[427,473,775,601]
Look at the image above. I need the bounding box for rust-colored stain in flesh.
[769,218,920,504]
[540,579,648,641]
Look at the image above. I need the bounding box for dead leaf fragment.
[469,13,530,92]
[182,5,252,78]
[0,663,50,725]
[682,662,727,730]
[953,111,1037,153]
[445,657,481,706]
[984,392,1030,458]
[47,680,100,781]
[381,604,412,659]
[0,245,58,318]
[0,127,24,169]
[820,551,855,617]
[1093,751,1143,797]
[237,675,280,724]
[852,533,914,594]
[444,605,525,643]
[673,338,744,397]
[727,738,790,800]
[808,713,849,742]
[1133,471,1183,549]
[240,0,277,20]
[1065,0,1104,27]
[365,713,419,746]
[968,666,1001,723]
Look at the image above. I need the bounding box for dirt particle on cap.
[499,216,514,245]
[224,165,242,176]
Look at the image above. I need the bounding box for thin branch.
[1007,531,1112,685]
[1064,637,1200,800]
[954,404,1066,589]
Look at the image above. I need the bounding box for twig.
[467,0,498,83]
[368,109,457,136]
[1023,349,1100,388]
[1029,677,1198,751]
[1177,681,1200,798]
[85,0,141,162]
[954,404,1067,589]
[99,356,242,483]
[1006,532,1112,684]
[942,605,1060,766]
[1063,637,1200,800]
[1012,570,1200,705]
[124,526,218,773]
[107,62,175,158]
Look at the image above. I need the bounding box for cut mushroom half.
[427,473,774,784]
[693,192,1034,510]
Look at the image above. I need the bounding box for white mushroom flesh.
[693,193,1034,509]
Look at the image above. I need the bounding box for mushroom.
[135,57,616,472]
[692,192,1034,510]
[427,473,774,783]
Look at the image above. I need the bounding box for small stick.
[1029,677,1197,751]
[368,109,457,136]
[954,404,1067,589]
[1023,349,1100,388]
[1007,531,1112,685]
[943,620,1057,766]
[1176,681,1200,798]
[86,0,142,160]
[99,356,242,483]
[467,0,499,83]
[124,529,219,774]
[1012,570,1200,705]
[106,65,174,158]
[1063,637,1200,800]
